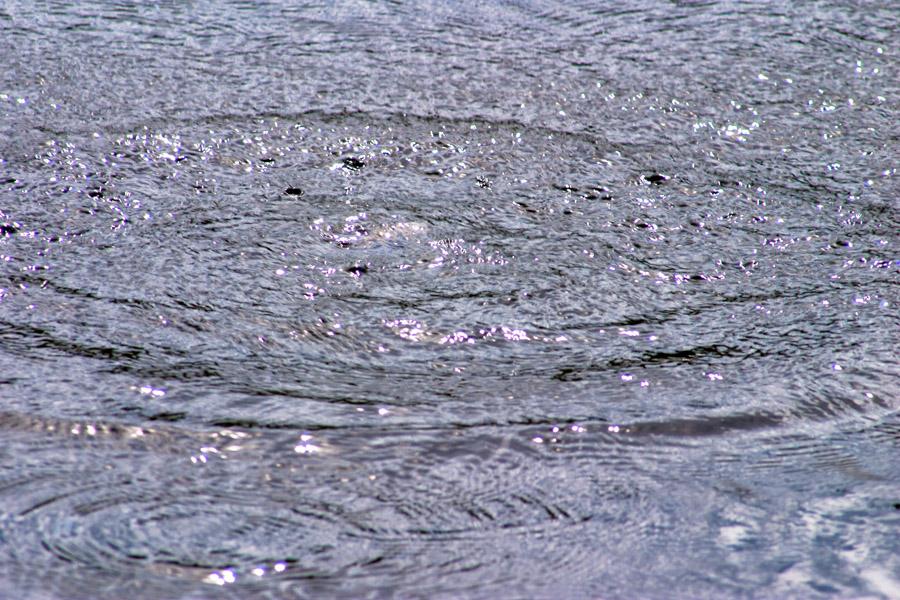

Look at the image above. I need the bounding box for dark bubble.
[644,173,669,185]
[345,264,368,276]
[0,222,21,236]
[342,157,365,171]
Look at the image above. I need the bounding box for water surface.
[1,1,898,598]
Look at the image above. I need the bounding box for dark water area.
[1,1,898,598]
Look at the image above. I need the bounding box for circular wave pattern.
[2,1,898,598]
[1,408,898,598]
[0,421,698,599]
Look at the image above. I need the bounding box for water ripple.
[2,0,898,597]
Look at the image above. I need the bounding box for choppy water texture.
[1,2,899,599]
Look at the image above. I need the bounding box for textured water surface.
[1,1,898,599]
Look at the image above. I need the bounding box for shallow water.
[1,2,898,598]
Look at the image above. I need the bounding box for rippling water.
[1,2,898,598]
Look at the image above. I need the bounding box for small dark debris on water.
[644,173,669,185]
[342,157,365,171]
[284,187,304,196]
[0,222,21,236]
[584,192,613,201]
[345,264,368,276]
[583,185,612,200]
[87,187,105,198]
[476,175,492,189]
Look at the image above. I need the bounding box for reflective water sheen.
[1,2,898,598]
